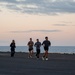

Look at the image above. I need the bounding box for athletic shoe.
[28,56,32,58]
[42,57,45,60]
[28,56,30,58]
[46,58,48,60]
[30,56,32,58]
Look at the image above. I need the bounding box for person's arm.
[40,42,41,47]
[33,41,34,46]
[34,43,36,47]
[42,41,44,45]
[42,41,45,47]
[14,43,16,48]
[27,42,30,46]
[49,41,51,46]
[10,43,12,47]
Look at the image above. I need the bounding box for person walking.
[34,39,41,59]
[27,38,34,58]
[42,37,51,60]
[10,40,16,57]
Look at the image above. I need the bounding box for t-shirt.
[10,43,16,51]
[35,42,41,49]
[28,41,34,48]
[42,40,51,47]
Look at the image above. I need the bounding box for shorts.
[29,48,33,51]
[44,46,49,51]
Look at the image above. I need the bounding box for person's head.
[12,40,15,43]
[45,36,48,40]
[36,39,39,42]
[30,38,32,41]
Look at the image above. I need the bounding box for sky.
[0,0,75,46]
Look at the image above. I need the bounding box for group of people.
[10,36,51,60]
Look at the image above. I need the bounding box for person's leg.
[28,49,31,58]
[43,52,45,57]
[37,49,40,58]
[12,52,14,57]
[38,49,40,58]
[11,49,13,57]
[42,50,46,60]
[31,50,33,57]
[11,51,15,57]
[13,51,15,57]
[45,50,48,60]
[42,47,49,60]
[11,51,13,57]
[45,50,48,57]
[43,47,47,57]
[36,49,38,57]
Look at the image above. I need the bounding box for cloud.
[0,0,75,15]
[10,30,61,33]
[53,23,75,26]
[53,24,67,26]
[61,21,72,24]
[0,10,1,12]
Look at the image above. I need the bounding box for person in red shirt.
[27,38,34,58]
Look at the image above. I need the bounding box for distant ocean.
[0,46,75,54]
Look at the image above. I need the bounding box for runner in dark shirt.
[10,40,16,57]
[27,38,34,58]
[34,39,41,58]
[42,37,51,60]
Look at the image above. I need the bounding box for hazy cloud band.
[0,0,75,15]
[10,30,61,33]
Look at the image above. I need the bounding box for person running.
[27,38,34,58]
[10,40,16,57]
[42,37,51,60]
[34,39,41,59]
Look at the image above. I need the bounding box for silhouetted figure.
[10,40,16,57]
[34,39,41,58]
[42,37,51,60]
[27,38,34,58]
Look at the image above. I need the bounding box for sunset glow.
[0,0,75,46]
